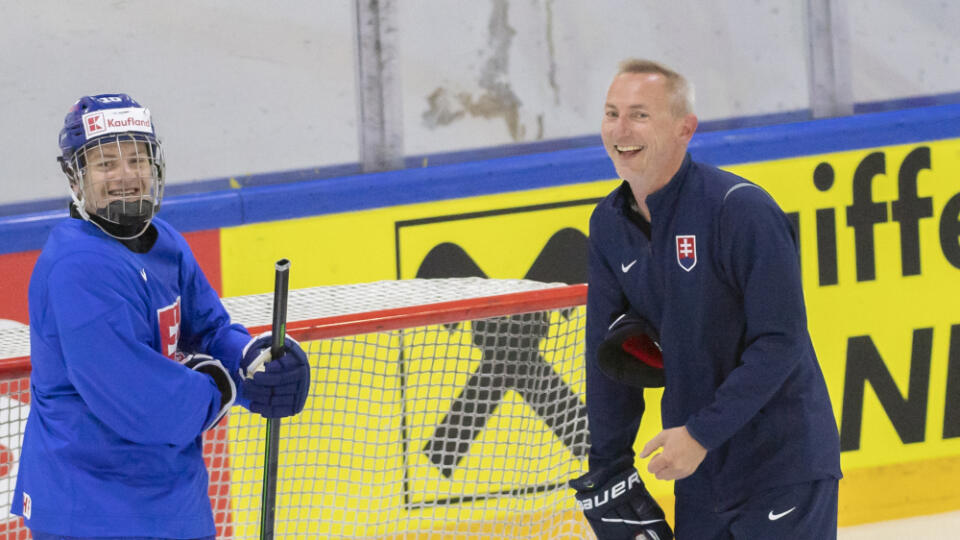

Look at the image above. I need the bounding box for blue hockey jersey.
[12,216,251,537]
[585,154,842,507]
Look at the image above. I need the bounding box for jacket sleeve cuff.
[684,419,717,451]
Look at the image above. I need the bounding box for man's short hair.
[617,58,695,117]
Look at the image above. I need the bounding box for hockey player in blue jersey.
[569,59,842,539]
[11,93,311,539]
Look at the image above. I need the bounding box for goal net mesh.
[0,278,592,539]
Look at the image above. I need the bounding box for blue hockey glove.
[240,332,310,418]
[569,456,673,540]
[181,354,236,431]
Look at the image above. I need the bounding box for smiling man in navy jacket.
[569,59,842,539]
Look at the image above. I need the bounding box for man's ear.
[678,113,698,141]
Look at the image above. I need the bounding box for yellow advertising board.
[729,139,960,523]
[220,137,960,529]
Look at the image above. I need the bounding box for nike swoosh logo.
[621,260,637,273]
[601,517,665,525]
[768,506,796,521]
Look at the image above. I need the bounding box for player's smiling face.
[601,72,695,195]
[80,139,154,213]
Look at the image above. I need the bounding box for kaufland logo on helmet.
[82,107,152,139]
[85,114,105,134]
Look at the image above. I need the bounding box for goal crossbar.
[262,284,587,342]
[0,284,587,376]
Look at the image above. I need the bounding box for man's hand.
[639,426,707,481]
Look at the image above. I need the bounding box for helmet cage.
[64,133,165,239]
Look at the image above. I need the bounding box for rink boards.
[1,104,959,531]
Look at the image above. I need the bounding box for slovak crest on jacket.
[675,234,697,272]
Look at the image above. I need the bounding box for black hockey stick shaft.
[260,258,290,540]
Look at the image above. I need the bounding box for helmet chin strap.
[69,188,91,221]
[87,211,153,240]
[72,198,154,240]
[100,199,153,225]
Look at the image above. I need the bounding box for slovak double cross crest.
[676,235,697,272]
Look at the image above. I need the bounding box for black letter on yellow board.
[846,152,888,282]
[891,147,933,276]
[943,325,960,439]
[840,329,932,451]
[813,162,839,286]
[940,193,960,269]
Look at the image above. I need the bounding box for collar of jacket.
[611,153,693,221]
[645,152,693,222]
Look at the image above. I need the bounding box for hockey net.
[0,278,591,539]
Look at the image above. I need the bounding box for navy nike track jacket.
[585,154,842,508]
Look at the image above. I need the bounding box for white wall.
[402,0,810,156]
[1,0,958,205]
[847,0,960,100]
[0,0,357,204]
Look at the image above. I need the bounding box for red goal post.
[0,278,591,539]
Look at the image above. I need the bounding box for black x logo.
[416,228,590,477]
